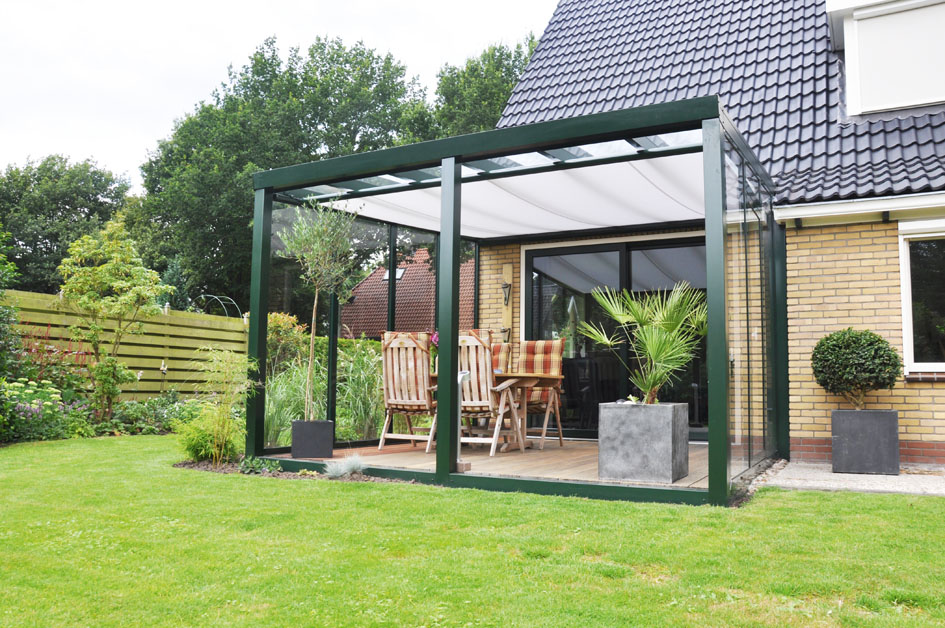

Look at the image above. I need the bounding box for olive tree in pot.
[281,203,358,459]
[811,328,903,475]
[579,282,706,483]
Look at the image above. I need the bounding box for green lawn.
[1,437,944,627]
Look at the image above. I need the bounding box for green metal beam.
[326,293,339,432]
[702,119,731,507]
[253,96,720,191]
[246,188,272,458]
[387,224,397,332]
[435,157,462,482]
[772,219,791,459]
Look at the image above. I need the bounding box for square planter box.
[832,410,899,475]
[598,402,688,483]
[292,420,334,459]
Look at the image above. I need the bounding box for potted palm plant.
[811,328,903,475]
[281,203,359,459]
[579,282,706,483]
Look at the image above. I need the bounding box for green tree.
[434,36,536,136]
[0,223,20,377]
[138,37,429,310]
[0,155,128,294]
[58,217,170,420]
[280,204,359,422]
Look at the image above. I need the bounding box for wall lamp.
[501,282,512,306]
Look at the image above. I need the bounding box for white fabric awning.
[324,151,705,239]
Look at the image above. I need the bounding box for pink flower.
[431,331,439,347]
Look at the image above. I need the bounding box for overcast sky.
[0,1,557,192]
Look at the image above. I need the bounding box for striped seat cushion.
[492,342,512,373]
[518,339,564,405]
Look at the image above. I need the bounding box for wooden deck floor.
[284,440,709,489]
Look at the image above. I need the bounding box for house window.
[899,219,945,373]
[827,0,945,115]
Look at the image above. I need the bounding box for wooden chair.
[427,330,526,456]
[518,339,566,450]
[379,332,436,449]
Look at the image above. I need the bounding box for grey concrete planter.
[291,420,334,459]
[598,402,688,483]
[831,410,899,475]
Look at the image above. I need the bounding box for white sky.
[0,0,557,192]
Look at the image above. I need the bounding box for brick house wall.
[786,221,945,464]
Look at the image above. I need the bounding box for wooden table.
[432,371,564,452]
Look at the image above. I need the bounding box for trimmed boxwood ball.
[811,328,902,410]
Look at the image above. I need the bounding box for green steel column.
[435,157,462,482]
[702,119,731,506]
[773,220,791,459]
[246,187,273,457]
[388,224,397,331]
[326,293,339,435]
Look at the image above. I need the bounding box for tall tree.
[138,37,430,309]
[0,155,128,294]
[434,36,537,137]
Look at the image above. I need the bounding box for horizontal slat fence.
[5,290,248,399]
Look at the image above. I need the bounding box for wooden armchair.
[378,332,436,450]
[427,330,526,456]
[518,339,566,449]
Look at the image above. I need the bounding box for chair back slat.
[457,330,494,413]
[382,332,433,411]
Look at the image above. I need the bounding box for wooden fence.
[5,290,249,399]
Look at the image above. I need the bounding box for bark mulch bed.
[173,459,414,484]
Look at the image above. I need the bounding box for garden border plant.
[811,327,903,475]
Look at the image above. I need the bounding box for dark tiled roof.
[498,0,945,205]
[340,248,474,339]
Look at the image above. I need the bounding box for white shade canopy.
[326,151,705,239]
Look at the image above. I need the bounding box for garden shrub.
[175,404,244,463]
[0,223,20,380]
[266,312,308,376]
[0,378,93,442]
[107,391,203,436]
[811,328,903,409]
[14,327,90,402]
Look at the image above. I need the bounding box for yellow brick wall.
[786,221,945,444]
[477,243,522,365]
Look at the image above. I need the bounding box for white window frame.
[898,218,945,373]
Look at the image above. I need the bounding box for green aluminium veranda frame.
[247,95,789,506]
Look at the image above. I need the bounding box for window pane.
[910,239,945,363]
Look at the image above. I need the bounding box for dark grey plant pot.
[598,402,688,483]
[291,420,334,459]
[831,410,899,475]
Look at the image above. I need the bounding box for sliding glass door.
[525,237,707,438]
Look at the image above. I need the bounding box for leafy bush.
[176,404,244,463]
[263,336,383,444]
[266,312,308,376]
[108,391,202,436]
[0,224,20,379]
[239,456,281,474]
[811,328,902,410]
[188,348,255,467]
[14,327,90,402]
[0,378,93,442]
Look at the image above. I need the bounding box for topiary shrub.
[811,328,902,410]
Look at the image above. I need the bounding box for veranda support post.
[435,157,462,482]
[702,118,731,506]
[246,187,273,458]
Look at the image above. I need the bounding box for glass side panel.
[532,249,622,432]
[632,245,708,433]
[909,238,945,363]
[393,227,437,333]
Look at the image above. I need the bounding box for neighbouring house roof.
[340,248,475,339]
[499,0,945,205]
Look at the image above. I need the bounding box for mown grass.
[1,436,944,627]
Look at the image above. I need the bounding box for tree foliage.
[811,328,902,410]
[58,217,170,419]
[434,36,536,136]
[137,37,430,309]
[280,204,360,422]
[0,223,20,377]
[0,155,128,294]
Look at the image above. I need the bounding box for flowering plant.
[0,378,92,442]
